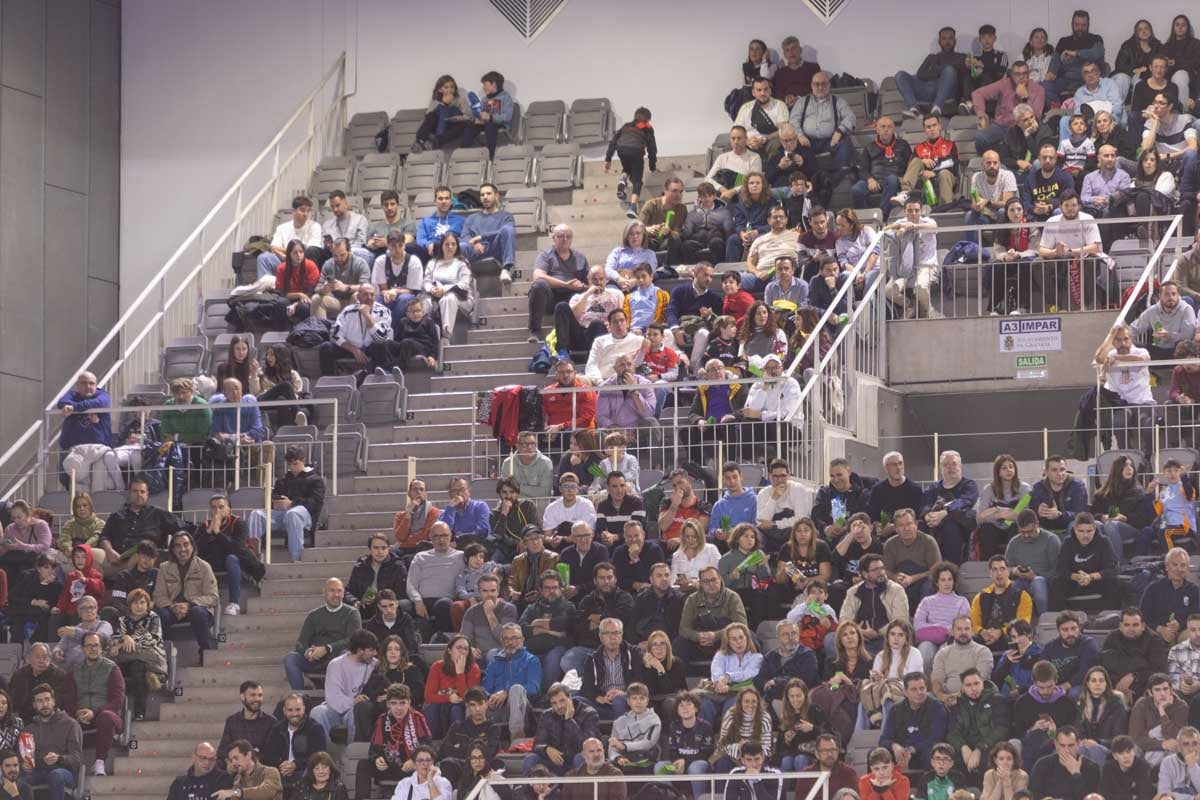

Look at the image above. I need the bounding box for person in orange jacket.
[858,747,911,800]
[56,543,105,618]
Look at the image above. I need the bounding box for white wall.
[122,0,1191,303]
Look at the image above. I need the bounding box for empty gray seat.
[567,98,614,145]
[536,143,582,190]
[355,152,401,200]
[344,111,389,159]
[410,190,437,221]
[311,376,358,427]
[522,100,566,148]
[228,487,268,514]
[160,336,208,381]
[401,150,445,199]
[178,490,215,513]
[260,331,289,348]
[388,108,428,156]
[446,148,491,194]
[707,134,731,171]
[497,101,522,146]
[310,156,357,202]
[358,374,406,424]
[126,383,170,407]
[90,491,127,514]
[492,145,534,192]
[504,187,545,235]
[321,423,368,474]
[38,492,73,518]
[200,290,235,340]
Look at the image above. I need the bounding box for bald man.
[167,742,233,800]
[283,578,363,689]
[56,372,116,493]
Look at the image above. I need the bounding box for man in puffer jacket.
[1101,608,1169,702]
[62,632,125,777]
[945,671,1009,782]
[522,683,601,776]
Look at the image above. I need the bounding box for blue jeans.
[700,694,738,728]
[249,506,312,562]
[466,227,516,268]
[424,701,466,738]
[975,123,1011,155]
[157,603,214,650]
[574,693,629,719]
[284,650,330,689]
[895,66,959,110]
[541,645,591,685]
[654,760,712,798]
[1101,519,1138,563]
[1012,576,1049,615]
[257,252,283,279]
[311,702,355,741]
[780,754,813,772]
[851,174,901,219]
[740,273,770,293]
[225,553,243,605]
[24,767,74,800]
[383,292,418,323]
[808,135,854,171]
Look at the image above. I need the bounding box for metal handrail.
[1108,214,1182,333]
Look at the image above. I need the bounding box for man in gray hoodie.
[1130,281,1197,360]
[21,685,82,800]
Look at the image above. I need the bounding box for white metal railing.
[1093,355,1200,465]
[0,53,348,501]
[462,767,832,800]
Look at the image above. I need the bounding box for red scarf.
[874,137,896,158]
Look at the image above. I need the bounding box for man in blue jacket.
[56,371,115,491]
[880,672,948,771]
[413,186,465,261]
[1029,455,1090,536]
[441,476,491,543]
[484,623,542,739]
[753,620,818,702]
[707,462,759,545]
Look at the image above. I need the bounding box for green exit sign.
[1016,355,1048,368]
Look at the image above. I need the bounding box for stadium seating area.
[6,10,1200,800]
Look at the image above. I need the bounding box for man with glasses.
[1004,509,1060,615]
[794,735,858,799]
[542,360,598,450]
[543,474,597,547]
[62,633,124,777]
[559,523,609,602]
[521,571,591,684]
[972,61,1046,155]
[1057,62,1125,142]
[406,523,464,639]
[529,224,588,342]
[757,459,807,555]
[788,72,856,174]
[501,431,555,509]
[483,623,541,739]
[831,554,907,660]
[167,742,232,800]
[675,567,747,663]
[56,371,114,492]
[919,450,977,564]
[441,476,491,544]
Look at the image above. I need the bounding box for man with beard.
[1040,612,1100,699]
[1051,513,1120,611]
[965,150,1017,227]
[461,183,516,281]
[999,103,1056,175]
[0,750,31,800]
[931,616,994,703]
[21,685,81,800]
[1131,281,1197,361]
[945,668,1009,782]
[167,742,231,800]
[62,634,124,777]
[218,681,275,762]
[753,619,818,702]
[1048,10,1106,98]
[8,644,66,723]
[214,740,282,800]
[563,737,625,800]
[811,461,873,543]
[261,694,326,793]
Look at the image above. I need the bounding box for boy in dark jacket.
[344,533,408,620]
[437,689,510,784]
[249,445,326,562]
[1099,735,1153,800]
[605,107,657,218]
[7,555,63,644]
[1051,513,1120,611]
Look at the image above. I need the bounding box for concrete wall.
[0,0,121,466]
[886,312,1115,394]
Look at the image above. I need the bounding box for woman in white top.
[670,520,720,591]
[860,619,922,726]
[422,231,475,337]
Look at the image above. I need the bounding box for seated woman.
[737,301,788,374]
[834,209,881,287]
[812,621,872,745]
[717,524,771,629]
[776,678,826,772]
[861,620,922,728]
[1090,454,1155,562]
[1074,665,1128,766]
[422,634,480,738]
[642,631,687,716]
[422,232,475,339]
[110,587,168,720]
[701,622,763,728]
[353,634,427,742]
[604,221,657,292]
[912,562,970,666]
[979,741,1028,800]
[771,517,833,619]
[256,344,304,429]
[710,686,773,773]
[975,454,1034,560]
[414,75,471,151]
[670,520,721,593]
[987,198,1038,315]
[56,494,106,569]
[1118,148,1178,239]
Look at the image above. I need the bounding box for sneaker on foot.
[616,175,628,201]
[527,334,540,344]
[294,411,307,427]
[373,366,386,377]
[958,101,973,114]
[94,760,106,777]
[626,202,638,219]
[930,104,942,116]
[224,602,241,616]
[890,193,908,207]
[500,268,513,287]
[903,107,920,119]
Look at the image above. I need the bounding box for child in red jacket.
[721,271,754,324]
[859,748,910,800]
[56,543,105,617]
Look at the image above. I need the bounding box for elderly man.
[564,737,625,800]
[1000,103,1057,174]
[867,450,923,538]
[167,742,232,800]
[1141,548,1200,646]
[852,116,912,221]
[283,577,363,690]
[741,355,801,446]
[317,283,400,376]
[919,450,978,564]
[788,71,856,174]
[753,619,819,701]
[555,266,625,356]
[529,224,588,341]
[406,522,465,638]
[9,643,67,723]
[684,359,744,465]
[764,124,812,189]
[56,372,115,493]
[884,508,943,610]
[595,354,658,432]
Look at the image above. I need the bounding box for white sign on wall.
[998,317,1062,353]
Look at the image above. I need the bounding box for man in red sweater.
[795,734,858,800]
[63,633,125,777]
[542,359,597,451]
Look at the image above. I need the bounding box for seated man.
[674,567,747,663]
[282,578,363,690]
[764,124,812,189]
[764,254,807,308]
[257,194,324,278]
[810,457,872,541]
[97,477,181,567]
[63,632,124,777]
[529,224,588,342]
[708,462,758,545]
[217,681,275,763]
[365,189,411,259]
[919,450,978,563]
[346,533,408,620]
[322,190,370,264]
[196,497,263,619]
[1039,189,1113,309]
[742,205,800,293]
[543,473,597,546]
[1133,686,1190,770]
[806,254,849,315]
[1079,144,1131,229]
[753,619,818,701]
[372,230,424,325]
[638,177,687,266]
[309,629,379,742]
[999,103,1057,175]
[152,532,218,653]
[733,78,791,156]
[895,26,968,118]
[247,446,325,563]
[882,196,940,319]
[160,376,212,454]
[680,187,734,268]
[1012,663,1079,768]
[1168,613,1200,702]
[788,72,856,175]
[1130,281,1196,361]
[438,687,510,782]
[1004,509,1061,615]
[56,370,114,492]
[363,589,419,655]
[611,522,662,597]
[930,618,994,703]
[490,477,543,565]
[542,359,597,446]
[901,115,959,207]
[882,508,942,610]
[973,60,1046,155]
[659,469,711,550]
[1142,547,1200,647]
[482,623,541,739]
[704,127,763,203]
[207,376,267,457]
[772,36,820,108]
[1057,61,1126,140]
[828,554,907,660]
[461,183,516,281]
[312,237,371,320]
[596,475,647,550]
[1030,454,1090,537]
[1102,607,1169,705]
[576,617,644,718]
[461,70,514,159]
[556,266,625,356]
[867,450,924,538]
[879,672,948,772]
[441,476,491,544]
[317,283,401,377]
[852,116,912,220]
[519,570,589,684]
[22,684,82,800]
[1051,512,1120,611]
[965,150,1018,228]
[1039,612,1100,700]
[413,186,464,263]
[460,571,519,663]
[1022,142,1073,222]
[683,360,745,465]
[406,523,464,637]
[585,309,644,385]
[393,479,441,554]
[595,354,658,431]
[1028,727,1101,800]
[740,355,802,451]
[970,556,1034,654]
[168,743,232,800]
[559,523,610,602]
[521,683,601,776]
[261,693,327,793]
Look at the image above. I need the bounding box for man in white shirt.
[743,206,800,293]
[542,472,598,543]
[585,309,645,384]
[705,126,764,202]
[321,190,371,264]
[733,79,791,156]
[1038,189,1113,310]
[965,150,1017,227]
[742,356,801,477]
[883,196,940,318]
[1093,324,1154,453]
[257,195,324,278]
[756,456,807,554]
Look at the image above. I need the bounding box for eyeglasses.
[561,483,579,490]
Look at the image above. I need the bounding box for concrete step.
[445,339,540,360]
[388,422,487,444]
[300,544,362,563]
[476,296,538,317]
[443,356,531,376]
[547,204,641,225]
[258,576,334,596]
[581,155,706,178]
[354,473,471,493]
[315,529,386,548]
[178,665,288,688]
[408,391,475,411]
[173,683,305,705]
[251,561,352,580]
[205,648,293,667]
[468,327,537,344]
[534,235,618,252]
[223,610,310,632]
[400,406,477,426]
[324,493,410,514]
[125,738,210,758]
[117,720,223,742]
[429,371,533,393]
[113,757,192,776]
[325,510,399,529]
[89,774,175,795]
[369,454,485,476]
[468,311,527,330]
[248,593,334,613]
[369,440,474,460]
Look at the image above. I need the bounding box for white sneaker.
[890,193,908,207]
[224,602,241,616]
[93,759,106,777]
[903,107,920,119]
[500,268,513,287]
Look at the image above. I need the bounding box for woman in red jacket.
[858,747,911,800]
[423,634,481,738]
[56,543,105,619]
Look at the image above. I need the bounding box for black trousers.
[527,281,574,334]
[317,340,407,376]
[552,303,606,353]
[682,236,725,264]
[617,147,646,196]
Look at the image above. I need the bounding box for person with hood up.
[152,531,219,652]
[1050,513,1119,611]
[54,544,104,619]
[1012,660,1079,767]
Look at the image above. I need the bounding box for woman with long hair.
[787,307,833,384]
[1023,27,1062,94]
[776,678,825,771]
[812,621,870,745]
[835,208,880,273]
[605,221,657,290]
[1122,147,1178,237]
[295,751,350,800]
[422,231,475,338]
[1161,15,1199,109]
[110,587,168,720]
[987,198,1038,314]
[1075,665,1128,765]
[717,524,771,628]
[670,520,721,591]
[2,499,52,579]
[711,685,772,772]
[455,741,509,800]
[642,630,687,713]
[979,741,1028,800]
[742,39,776,85]
[773,517,832,614]
[556,428,602,489]
[912,562,969,665]
[414,75,471,151]
[1091,454,1154,562]
[422,634,479,738]
[975,454,1034,558]
[702,621,762,727]
[738,301,787,372]
[277,239,320,321]
[353,634,427,742]
[256,344,303,428]
[0,690,22,751]
[216,335,259,396]
[861,620,921,726]
[1114,19,1164,101]
[726,173,772,262]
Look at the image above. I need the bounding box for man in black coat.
[810,458,874,543]
[345,533,408,620]
[166,742,232,800]
[260,693,327,792]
